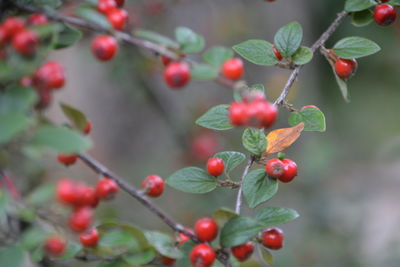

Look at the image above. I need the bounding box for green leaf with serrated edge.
[123,249,156,266]
[175,241,196,267]
[54,24,82,49]
[0,246,24,267]
[213,151,246,173]
[0,86,37,115]
[220,216,265,247]
[233,40,278,66]
[58,242,82,259]
[195,104,233,131]
[257,244,273,266]
[20,227,48,251]
[60,103,87,131]
[74,7,111,29]
[292,46,313,65]
[0,112,32,144]
[167,167,217,194]
[333,37,380,59]
[288,108,326,132]
[145,231,182,259]
[212,208,238,227]
[242,169,278,209]
[203,46,234,67]
[242,128,267,156]
[255,207,299,226]
[30,126,91,153]
[26,184,55,207]
[191,64,218,80]
[134,29,179,48]
[175,27,205,54]
[352,9,374,27]
[345,0,376,12]
[274,22,303,58]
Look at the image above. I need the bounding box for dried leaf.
[265,123,304,154]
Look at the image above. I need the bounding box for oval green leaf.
[195,104,233,131]
[292,46,313,65]
[203,46,234,67]
[175,27,205,54]
[166,167,217,194]
[333,36,380,59]
[233,40,278,66]
[220,216,264,247]
[213,151,246,173]
[255,207,299,226]
[242,169,278,209]
[345,0,376,12]
[0,112,32,144]
[288,108,326,132]
[242,128,267,156]
[274,22,303,58]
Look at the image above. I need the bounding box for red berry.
[161,55,172,66]
[221,58,243,81]
[96,178,119,200]
[81,187,99,207]
[114,0,125,7]
[261,227,284,250]
[231,242,254,262]
[12,30,38,56]
[265,158,285,179]
[79,228,99,247]
[177,229,194,246]
[194,217,218,242]
[272,45,283,61]
[27,14,48,26]
[247,100,277,128]
[161,256,176,265]
[56,179,78,205]
[3,17,25,39]
[69,206,93,232]
[189,244,216,267]
[190,132,219,162]
[91,35,118,61]
[141,175,164,197]
[57,154,78,166]
[301,105,319,110]
[34,61,65,90]
[206,158,224,177]
[374,4,397,26]
[44,235,66,257]
[0,26,9,44]
[334,58,357,79]
[106,8,128,30]
[229,102,249,126]
[164,62,191,88]
[83,120,92,135]
[279,159,297,183]
[97,0,117,14]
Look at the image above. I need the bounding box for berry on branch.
[206,158,225,177]
[194,217,218,242]
[141,175,165,197]
[261,227,284,250]
[189,243,216,267]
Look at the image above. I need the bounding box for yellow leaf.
[265,122,304,155]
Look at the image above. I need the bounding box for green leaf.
[0,86,37,115]
[30,246,44,262]
[30,126,91,153]
[26,183,55,207]
[329,60,350,102]
[213,151,246,173]
[220,216,264,247]
[288,108,326,132]
[175,27,205,54]
[0,112,32,144]
[389,0,400,5]
[333,37,380,59]
[274,22,303,58]
[145,231,182,258]
[242,169,278,209]
[233,40,278,66]
[203,46,234,67]
[175,241,196,267]
[191,64,218,80]
[292,46,313,65]
[60,103,87,131]
[257,244,273,265]
[58,242,82,259]
[166,167,217,194]
[134,29,179,48]
[100,230,139,251]
[345,0,376,12]
[242,128,267,156]
[255,207,299,226]
[351,9,374,27]
[29,0,62,8]
[54,24,82,49]
[0,246,24,267]
[74,7,111,29]
[123,249,156,266]
[20,227,48,251]
[212,208,238,227]
[195,104,233,131]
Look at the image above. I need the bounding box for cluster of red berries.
[266,157,298,183]
[0,15,48,58]
[96,0,128,30]
[374,2,397,26]
[330,50,358,79]
[229,92,278,128]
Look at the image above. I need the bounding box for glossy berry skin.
[12,30,39,56]
[97,0,117,14]
[69,207,93,232]
[194,217,218,242]
[34,61,65,90]
[81,187,99,207]
[141,175,164,197]
[374,4,397,26]
[335,58,357,79]
[44,235,66,257]
[190,244,216,267]
[83,121,92,135]
[106,8,128,30]
[301,105,319,110]
[229,102,249,126]
[27,14,48,25]
[231,242,254,262]
[272,45,283,61]
[221,58,243,81]
[56,179,79,205]
[164,62,191,88]
[96,178,118,200]
[266,158,285,179]
[57,154,78,166]
[92,35,118,61]
[279,159,297,183]
[79,228,99,247]
[261,228,284,250]
[247,100,277,129]
[3,17,25,40]
[161,256,176,265]
[206,158,224,177]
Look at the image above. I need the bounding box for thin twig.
[235,156,254,214]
